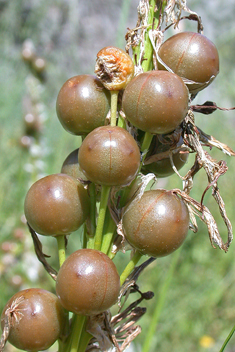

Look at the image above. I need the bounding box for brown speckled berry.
[78,126,140,186]
[123,189,189,257]
[56,75,110,135]
[24,173,89,236]
[158,32,219,93]
[1,288,66,351]
[56,249,120,315]
[122,71,189,134]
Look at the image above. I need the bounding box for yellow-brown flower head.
[95,46,134,91]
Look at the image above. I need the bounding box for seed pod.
[95,46,134,90]
[123,189,189,257]
[1,288,66,351]
[24,173,89,236]
[56,249,120,315]
[78,126,140,186]
[158,32,219,94]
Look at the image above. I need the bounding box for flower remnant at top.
[95,46,134,90]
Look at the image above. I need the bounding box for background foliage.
[0,0,235,351]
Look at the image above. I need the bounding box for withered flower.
[95,46,134,91]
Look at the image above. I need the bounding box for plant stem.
[120,251,142,286]
[219,324,235,352]
[56,235,66,267]
[94,185,110,251]
[101,212,116,254]
[140,131,153,166]
[142,248,182,352]
[117,113,126,129]
[110,90,119,127]
[86,183,97,249]
[69,315,86,352]
[77,326,92,352]
[141,0,162,72]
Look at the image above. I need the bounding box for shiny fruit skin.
[158,32,219,90]
[56,75,110,135]
[1,288,66,351]
[56,249,120,315]
[61,148,87,181]
[122,71,189,134]
[24,173,89,236]
[142,150,188,177]
[78,126,140,186]
[142,136,188,177]
[123,189,189,257]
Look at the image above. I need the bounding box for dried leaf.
[27,223,57,280]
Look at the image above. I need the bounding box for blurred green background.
[0,0,235,351]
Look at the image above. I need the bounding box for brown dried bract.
[95,46,134,91]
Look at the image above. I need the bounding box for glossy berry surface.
[123,189,189,257]
[56,75,110,135]
[78,126,140,186]
[142,136,188,177]
[56,249,120,315]
[158,32,219,92]
[1,288,66,351]
[61,148,87,181]
[24,173,89,236]
[122,71,189,134]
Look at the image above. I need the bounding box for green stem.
[110,90,119,127]
[86,182,97,249]
[56,235,66,267]
[117,113,126,129]
[120,251,142,286]
[142,248,182,352]
[69,315,86,352]
[82,225,87,249]
[77,326,92,352]
[219,324,235,352]
[101,212,116,254]
[142,0,161,72]
[94,185,110,251]
[140,131,153,166]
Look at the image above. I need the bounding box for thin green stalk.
[140,131,153,166]
[77,327,92,352]
[142,248,182,352]
[110,90,119,127]
[82,225,87,249]
[142,0,162,72]
[94,185,110,250]
[70,315,86,352]
[117,113,126,129]
[56,235,66,267]
[219,324,235,352]
[120,251,142,286]
[86,182,97,249]
[101,213,116,254]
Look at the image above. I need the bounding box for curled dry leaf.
[182,112,233,251]
[27,223,58,280]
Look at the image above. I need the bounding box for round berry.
[24,173,89,236]
[122,71,189,134]
[56,249,120,315]
[78,126,140,186]
[123,189,189,257]
[1,288,66,351]
[158,32,219,93]
[56,75,110,135]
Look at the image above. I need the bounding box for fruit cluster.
[1,3,233,352]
